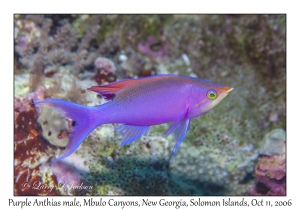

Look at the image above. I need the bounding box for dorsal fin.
[87,75,179,100]
[87,79,145,100]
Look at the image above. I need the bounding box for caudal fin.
[34,99,99,163]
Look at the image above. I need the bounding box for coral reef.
[14,88,59,195]
[14,14,286,196]
[14,87,92,195]
[249,129,286,196]
[15,15,113,90]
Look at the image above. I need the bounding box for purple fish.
[35,74,233,163]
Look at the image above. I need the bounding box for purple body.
[35,74,233,163]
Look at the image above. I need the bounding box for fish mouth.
[222,87,234,94]
[226,87,234,93]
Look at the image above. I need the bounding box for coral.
[118,48,156,78]
[37,105,70,147]
[170,142,255,195]
[248,133,286,195]
[14,87,92,195]
[93,57,117,85]
[14,86,46,141]
[258,129,286,156]
[77,126,179,195]
[116,15,172,49]
[94,57,116,73]
[14,73,30,96]
[45,154,91,195]
[14,15,112,91]
[94,69,117,85]
[14,90,59,195]
[166,15,286,80]
[43,67,98,105]
[138,36,168,60]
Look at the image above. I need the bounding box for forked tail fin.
[34,99,100,163]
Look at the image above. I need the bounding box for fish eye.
[207,89,217,100]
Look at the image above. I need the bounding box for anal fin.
[115,125,150,146]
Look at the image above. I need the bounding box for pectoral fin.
[165,105,190,163]
[169,118,190,163]
[164,110,187,135]
[115,125,150,146]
